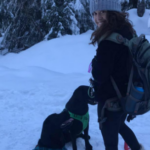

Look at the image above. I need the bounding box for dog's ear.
[60,118,74,132]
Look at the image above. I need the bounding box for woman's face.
[93,11,107,28]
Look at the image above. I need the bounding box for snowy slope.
[0,9,150,150]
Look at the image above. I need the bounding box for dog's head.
[65,86,98,115]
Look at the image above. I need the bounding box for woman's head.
[90,0,135,45]
[90,0,121,28]
[93,11,107,28]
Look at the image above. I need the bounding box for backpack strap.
[110,76,122,99]
[127,66,134,95]
[110,66,134,99]
[98,32,132,49]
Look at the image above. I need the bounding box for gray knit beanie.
[90,0,121,14]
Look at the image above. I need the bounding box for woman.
[89,0,144,150]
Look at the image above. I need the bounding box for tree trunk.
[137,0,146,17]
[129,0,138,8]
[133,0,138,8]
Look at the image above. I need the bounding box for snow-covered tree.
[130,0,138,8]
[75,0,94,33]
[121,0,130,11]
[0,0,14,33]
[0,0,94,53]
[146,0,150,9]
[1,0,45,52]
[42,0,80,40]
[120,0,138,9]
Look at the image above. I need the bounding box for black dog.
[35,86,97,150]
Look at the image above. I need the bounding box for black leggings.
[98,103,141,150]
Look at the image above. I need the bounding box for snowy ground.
[0,9,150,150]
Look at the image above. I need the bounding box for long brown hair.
[90,11,136,45]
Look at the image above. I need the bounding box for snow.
[129,9,150,35]
[0,9,150,150]
[74,0,85,11]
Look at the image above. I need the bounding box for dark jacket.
[91,26,133,102]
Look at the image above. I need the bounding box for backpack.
[98,33,150,115]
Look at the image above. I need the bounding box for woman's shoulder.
[97,26,133,51]
[96,38,128,61]
[98,39,123,50]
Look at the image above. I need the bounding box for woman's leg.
[100,114,120,150]
[98,101,141,150]
[119,115,141,150]
[98,102,124,150]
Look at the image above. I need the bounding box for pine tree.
[43,0,80,40]
[76,0,94,33]
[133,0,138,8]
[0,0,94,53]
[121,0,130,11]
[62,0,79,35]
[41,0,59,40]
[0,0,14,33]
[129,0,138,8]
[1,0,45,52]
[146,0,150,9]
